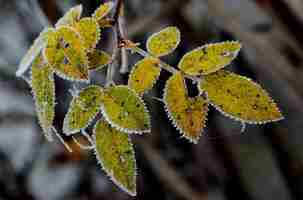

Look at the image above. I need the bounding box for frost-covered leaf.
[146,26,180,57]
[94,119,136,196]
[93,1,114,20]
[101,85,150,134]
[73,17,100,51]
[199,70,284,124]
[178,41,241,75]
[31,54,55,140]
[63,85,103,135]
[88,49,111,70]
[164,72,208,143]
[128,57,161,96]
[55,4,82,27]
[43,26,89,82]
[16,28,54,77]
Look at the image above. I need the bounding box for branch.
[106,0,124,86]
[127,43,201,83]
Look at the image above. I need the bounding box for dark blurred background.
[1,0,303,199]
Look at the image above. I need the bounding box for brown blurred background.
[1,0,303,199]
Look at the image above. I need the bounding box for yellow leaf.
[17,28,54,77]
[146,26,180,57]
[178,41,241,75]
[56,5,82,27]
[128,57,161,96]
[63,85,103,135]
[164,72,208,143]
[43,26,89,82]
[199,70,284,124]
[93,1,114,20]
[31,54,55,141]
[88,49,111,70]
[73,17,101,51]
[94,119,136,196]
[101,86,151,134]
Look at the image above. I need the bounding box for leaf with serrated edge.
[43,26,89,82]
[94,119,136,196]
[164,72,208,143]
[73,17,101,51]
[93,2,114,20]
[63,85,103,135]
[88,49,111,70]
[55,4,82,27]
[178,41,241,75]
[101,85,150,134]
[199,70,284,124]
[31,54,55,141]
[146,26,180,57]
[128,57,161,96]
[16,28,54,77]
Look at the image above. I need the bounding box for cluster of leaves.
[16,1,284,196]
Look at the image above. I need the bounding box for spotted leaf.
[43,26,89,82]
[55,4,82,27]
[63,85,103,135]
[73,17,100,51]
[16,27,54,77]
[31,54,55,141]
[199,70,284,124]
[128,57,161,96]
[94,119,136,196]
[88,49,111,70]
[178,41,241,75]
[101,86,150,134]
[93,1,114,20]
[146,26,180,57]
[164,72,208,143]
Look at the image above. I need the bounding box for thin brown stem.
[106,0,124,86]
[130,45,201,83]
[113,0,123,24]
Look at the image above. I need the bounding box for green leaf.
[56,4,83,27]
[164,72,208,143]
[63,85,103,135]
[128,57,161,96]
[101,85,151,134]
[31,54,55,141]
[146,26,180,57]
[94,119,136,196]
[93,1,114,20]
[178,41,241,75]
[73,17,101,51]
[16,27,54,77]
[88,49,111,70]
[43,26,89,82]
[199,70,284,124]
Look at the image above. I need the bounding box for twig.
[129,45,201,83]
[72,136,94,150]
[113,0,123,24]
[106,26,120,86]
[72,130,95,150]
[118,8,129,74]
[51,127,73,153]
[106,0,124,86]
